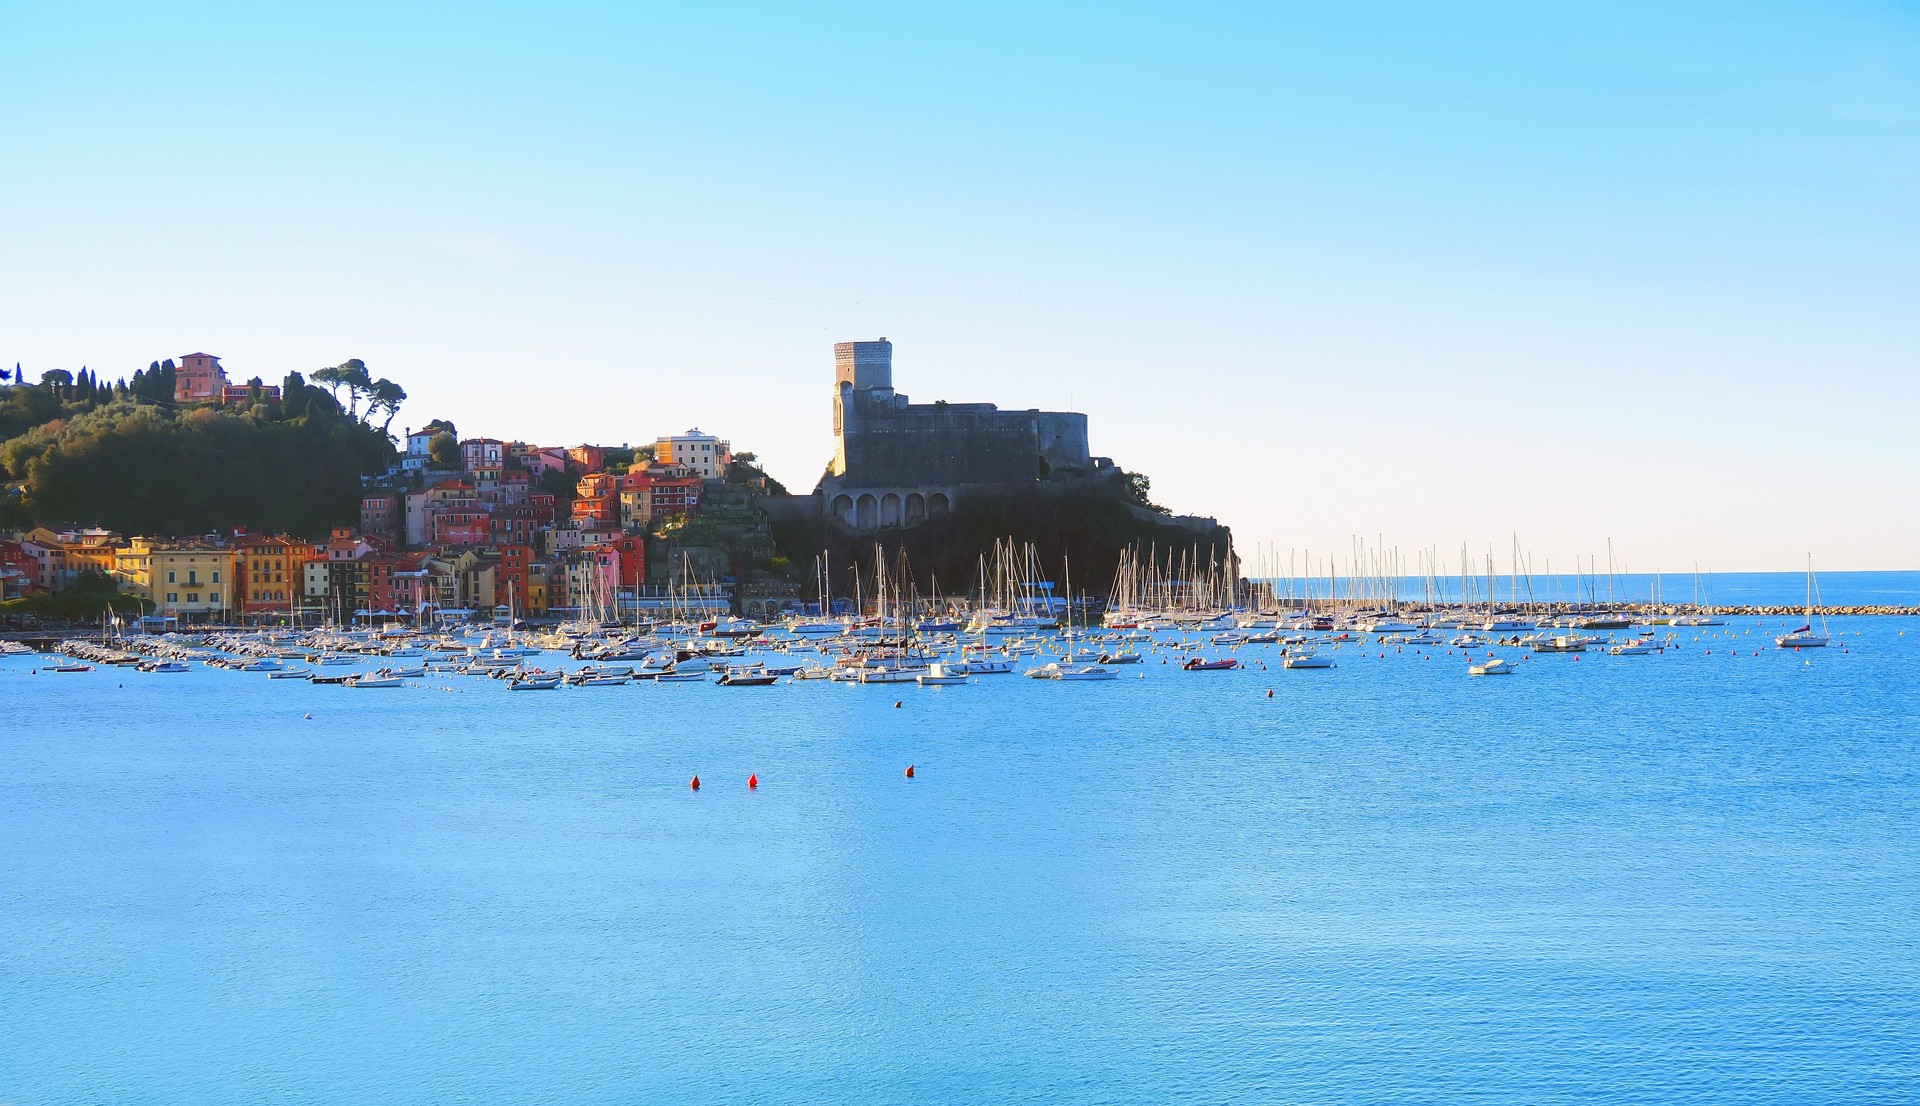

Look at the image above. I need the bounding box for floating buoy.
[905,764,916,779]
[303,712,312,720]
[748,773,758,790]
[1266,688,1274,698]
[894,701,903,709]
[690,775,701,791]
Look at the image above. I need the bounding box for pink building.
[174,353,229,403]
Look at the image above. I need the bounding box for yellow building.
[113,538,153,597]
[141,543,237,619]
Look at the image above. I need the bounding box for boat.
[309,673,355,685]
[716,671,781,686]
[1529,635,1589,653]
[1607,641,1659,656]
[1054,664,1118,681]
[509,675,562,690]
[916,663,971,686]
[1282,650,1334,669]
[1776,556,1831,649]
[347,674,405,688]
[570,673,631,686]
[268,668,314,679]
[856,666,920,684]
[1023,662,1063,679]
[961,658,1014,675]
[1468,657,1515,676]
[48,663,93,673]
[139,661,190,673]
[1096,651,1143,665]
[1182,657,1239,671]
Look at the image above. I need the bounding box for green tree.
[370,378,407,433]
[428,431,459,465]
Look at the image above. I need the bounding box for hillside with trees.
[766,476,1234,602]
[0,359,402,538]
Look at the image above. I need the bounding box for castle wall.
[821,340,1097,530]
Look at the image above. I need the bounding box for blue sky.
[4,2,1917,569]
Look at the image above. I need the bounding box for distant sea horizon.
[1252,569,1920,608]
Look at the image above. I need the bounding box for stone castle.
[818,339,1112,530]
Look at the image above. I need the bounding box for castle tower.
[834,339,892,391]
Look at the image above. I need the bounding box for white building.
[652,428,731,480]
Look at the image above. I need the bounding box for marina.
[6,589,1917,1103]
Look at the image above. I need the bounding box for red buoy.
[894,701,903,709]
[690,775,701,791]
[1266,688,1274,698]
[747,773,758,790]
[905,764,916,779]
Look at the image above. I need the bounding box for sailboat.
[1775,555,1830,648]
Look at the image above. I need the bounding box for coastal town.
[1,340,1227,628]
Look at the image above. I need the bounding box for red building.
[220,383,283,405]
[0,540,43,600]
[606,535,645,588]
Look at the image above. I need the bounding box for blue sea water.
[5,593,1920,1102]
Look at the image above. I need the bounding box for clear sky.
[3,2,1916,570]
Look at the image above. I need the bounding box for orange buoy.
[690,775,701,791]
[747,773,758,790]
[905,764,916,779]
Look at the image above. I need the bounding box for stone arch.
[831,493,854,525]
[880,493,902,527]
[905,493,926,526]
[928,492,951,515]
[856,493,878,529]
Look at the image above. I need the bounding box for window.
[167,592,177,603]
[188,593,199,604]
[168,571,176,584]
[212,571,220,583]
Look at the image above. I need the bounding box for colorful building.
[143,542,238,620]
[174,352,229,403]
[652,428,730,480]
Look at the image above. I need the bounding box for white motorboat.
[1468,657,1515,676]
[1282,650,1335,669]
[916,663,971,686]
[962,658,1014,675]
[1053,665,1118,681]
[856,666,920,684]
[348,674,405,688]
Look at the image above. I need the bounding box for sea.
[4,571,1919,1104]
